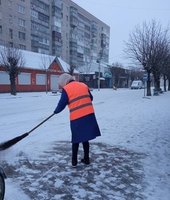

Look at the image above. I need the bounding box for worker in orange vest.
[54,73,101,167]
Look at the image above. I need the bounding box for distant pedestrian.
[53,73,101,167]
[113,84,117,90]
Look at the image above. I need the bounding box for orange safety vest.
[64,81,94,120]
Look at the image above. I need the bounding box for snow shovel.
[0,113,55,151]
[0,167,6,200]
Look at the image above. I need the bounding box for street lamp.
[97,48,103,91]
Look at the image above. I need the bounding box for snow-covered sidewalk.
[2,141,145,199]
[0,89,170,199]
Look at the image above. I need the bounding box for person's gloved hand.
[53,110,57,114]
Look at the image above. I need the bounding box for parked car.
[131,80,143,89]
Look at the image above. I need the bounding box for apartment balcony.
[77,52,83,59]
[52,31,61,38]
[101,33,107,39]
[70,58,77,67]
[77,60,84,67]
[91,26,97,32]
[31,4,49,16]
[70,16,78,28]
[101,40,107,48]
[31,29,49,36]
[101,33,107,48]
[91,22,98,35]
[52,5,62,17]
[51,24,61,32]
[70,35,78,43]
[52,45,62,57]
[77,46,84,54]
[70,40,77,49]
[52,40,62,48]
[70,6,78,17]
[31,40,39,48]
[77,39,84,46]
[31,17,49,28]
[31,39,50,50]
[70,11,78,18]
[92,32,97,38]
[91,38,97,45]
[52,0,62,9]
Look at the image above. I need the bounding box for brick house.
[0,50,79,93]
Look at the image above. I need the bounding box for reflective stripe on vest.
[64,81,94,120]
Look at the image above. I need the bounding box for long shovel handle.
[28,113,55,135]
[0,113,55,151]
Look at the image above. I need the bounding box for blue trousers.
[72,141,89,161]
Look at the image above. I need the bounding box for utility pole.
[97,59,101,91]
[97,32,106,91]
[97,48,104,91]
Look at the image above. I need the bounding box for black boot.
[81,141,90,165]
[81,158,90,165]
[72,157,77,167]
[72,143,79,167]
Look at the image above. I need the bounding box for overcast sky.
[72,0,170,67]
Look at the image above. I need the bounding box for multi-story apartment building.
[0,0,31,50]
[0,0,110,75]
[62,0,110,74]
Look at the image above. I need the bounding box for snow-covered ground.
[0,88,170,200]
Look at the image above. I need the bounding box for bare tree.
[129,68,144,82]
[162,51,170,91]
[110,62,126,88]
[167,54,170,91]
[151,28,169,92]
[125,20,169,96]
[68,64,76,75]
[0,46,24,95]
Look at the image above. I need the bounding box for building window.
[19,44,26,50]
[38,13,49,23]
[18,31,26,40]
[9,15,13,24]
[36,74,46,85]
[31,10,38,19]
[9,29,13,39]
[9,42,13,47]
[0,72,10,84]
[18,4,25,14]
[18,73,31,85]
[38,48,49,55]
[18,18,25,27]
